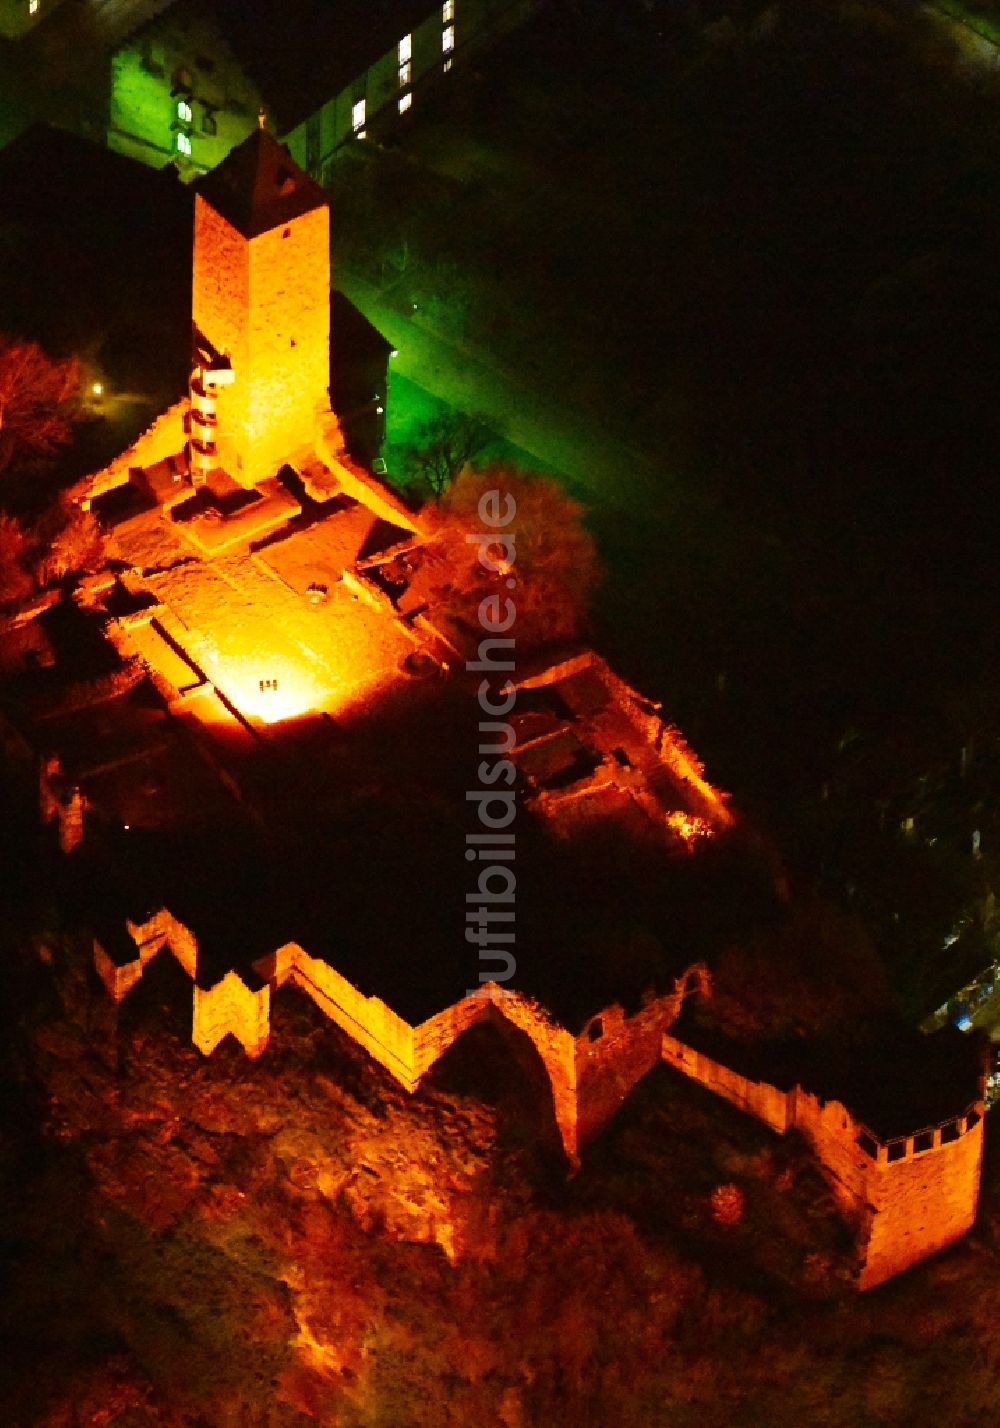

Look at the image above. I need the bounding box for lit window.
[443,23,454,54]
[176,132,192,156]
[28,0,39,13]
[443,0,454,20]
[398,93,412,115]
[398,60,411,87]
[443,57,453,73]
[176,98,193,124]
[352,98,366,133]
[399,33,412,64]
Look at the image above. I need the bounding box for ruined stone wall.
[661,1033,794,1137]
[481,991,579,1162]
[663,1031,986,1288]
[412,989,581,1159]
[93,939,144,1003]
[193,971,270,1057]
[412,993,493,1081]
[314,415,421,534]
[81,896,990,1290]
[126,909,200,980]
[90,907,700,1167]
[272,944,418,1089]
[576,986,694,1149]
[595,660,733,827]
[78,401,188,506]
[789,1089,879,1211]
[38,757,86,854]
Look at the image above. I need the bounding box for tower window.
[398,60,411,87]
[202,108,218,136]
[398,93,412,115]
[398,33,411,64]
[443,0,454,21]
[443,57,453,73]
[176,98,193,125]
[29,0,39,14]
[176,132,192,156]
[352,98,366,135]
[442,24,454,55]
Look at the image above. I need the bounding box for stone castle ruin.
[5,128,986,1293]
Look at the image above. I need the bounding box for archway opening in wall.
[117,946,194,1051]
[423,1007,566,1177]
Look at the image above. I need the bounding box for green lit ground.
[343,269,653,514]
[382,367,565,495]
[929,0,1000,47]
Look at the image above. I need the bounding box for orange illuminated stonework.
[662,1032,985,1291]
[191,127,332,488]
[22,127,980,1300]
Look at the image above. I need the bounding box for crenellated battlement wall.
[82,909,988,1284]
[92,911,697,1165]
[661,1031,985,1289]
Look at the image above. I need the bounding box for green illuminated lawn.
[384,371,566,497]
[931,0,1000,45]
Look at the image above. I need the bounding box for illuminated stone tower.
[190,121,330,488]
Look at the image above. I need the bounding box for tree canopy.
[420,464,602,649]
[0,335,82,476]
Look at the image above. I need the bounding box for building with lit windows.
[107,0,536,178]
[0,0,64,39]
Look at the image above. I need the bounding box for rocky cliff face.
[4,943,870,1427]
[22,952,539,1424]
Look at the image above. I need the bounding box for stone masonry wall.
[595,661,734,827]
[92,911,704,1168]
[38,757,86,854]
[192,195,331,487]
[192,195,250,477]
[264,943,418,1090]
[193,971,270,1058]
[244,208,331,485]
[575,975,708,1149]
[661,1033,794,1137]
[662,1030,986,1289]
[858,1109,984,1290]
[77,400,188,507]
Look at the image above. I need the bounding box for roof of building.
[211,0,435,133]
[128,0,436,135]
[192,125,327,237]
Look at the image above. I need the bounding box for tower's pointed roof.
[193,126,327,239]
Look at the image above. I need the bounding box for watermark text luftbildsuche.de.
[465,488,517,997]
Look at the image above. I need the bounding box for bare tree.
[35,501,106,586]
[400,410,500,498]
[0,335,82,474]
